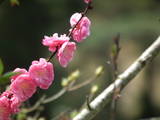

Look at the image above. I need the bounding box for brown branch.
[72,36,160,120]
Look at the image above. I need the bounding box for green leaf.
[0,58,4,75]
[0,72,18,85]
[111,44,117,57]
[10,0,20,6]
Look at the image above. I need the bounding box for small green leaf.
[10,0,20,6]
[111,44,117,56]
[3,71,18,78]
[0,72,18,85]
[0,58,4,75]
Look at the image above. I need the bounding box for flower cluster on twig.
[0,0,92,119]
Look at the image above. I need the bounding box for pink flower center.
[20,82,30,90]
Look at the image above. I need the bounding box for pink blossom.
[0,96,11,120]
[10,95,21,113]
[84,0,92,4]
[57,42,76,67]
[11,68,27,83]
[29,58,54,89]
[10,74,37,102]
[70,13,91,42]
[2,91,21,114]
[42,33,70,52]
[70,13,82,27]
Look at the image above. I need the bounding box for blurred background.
[0,0,160,120]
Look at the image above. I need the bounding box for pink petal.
[57,42,76,67]
[10,74,37,102]
[29,58,54,89]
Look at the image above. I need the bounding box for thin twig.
[47,47,58,62]
[68,76,98,91]
[23,68,101,113]
[43,80,75,104]
[110,33,121,120]
[111,33,121,78]
[43,88,67,104]
[22,95,46,113]
[72,36,160,120]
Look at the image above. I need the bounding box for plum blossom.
[70,13,82,27]
[70,13,91,42]
[1,91,21,114]
[57,42,76,67]
[42,33,70,52]
[84,0,92,4]
[29,58,54,89]
[10,74,37,102]
[0,96,12,120]
[10,95,21,113]
[0,96,11,120]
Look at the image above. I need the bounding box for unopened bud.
[61,78,69,87]
[91,85,99,94]
[95,66,104,76]
[68,70,80,82]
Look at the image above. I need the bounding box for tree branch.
[72,36,160,120]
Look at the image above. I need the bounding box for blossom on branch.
[29,58,54,89]
[0,96,12,120]
[2,91,21,114]
[57,42,76,67]
[70,13,91,42]
[42,33,70,52]
[10,74,37,102]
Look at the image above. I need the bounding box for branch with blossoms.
[1,0,160,120]
[0,0,92,120]
[19,66,103,118]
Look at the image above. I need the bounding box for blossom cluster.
[43,12,91,67]
[0,0,91,119]
[0,58,54,120]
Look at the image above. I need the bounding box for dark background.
[0,0,160,120]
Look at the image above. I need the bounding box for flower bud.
[61,78,69,87]
[68,70,80,82]
[91,85,99,94]
[95,66,104,76]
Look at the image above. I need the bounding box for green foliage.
[0,71,18,85]
[111,44,117,57]
[0,58,4,75]
[0,58,18,85]
[16,111,26,120]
